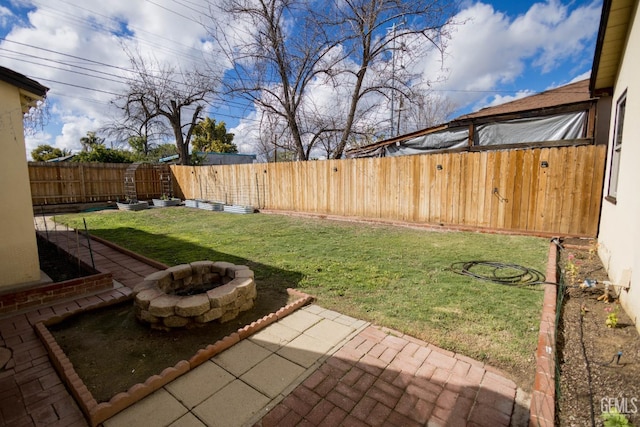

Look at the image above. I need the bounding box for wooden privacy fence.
[28,162,167,205]
[171,144,607,237]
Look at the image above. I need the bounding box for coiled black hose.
[449,260,549,286]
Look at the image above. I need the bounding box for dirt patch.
[557,238,640,426]
[48,287,296,403]
[37,236,94,282]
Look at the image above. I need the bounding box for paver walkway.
[0,216,526,426]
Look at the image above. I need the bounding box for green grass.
[55,208,549,388]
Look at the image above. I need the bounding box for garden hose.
[449,261,550,286]
[594,351,624,367]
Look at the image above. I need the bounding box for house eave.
[590,0,637,96]
[0,66,49,114]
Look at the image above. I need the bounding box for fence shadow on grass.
[58,225,306,297]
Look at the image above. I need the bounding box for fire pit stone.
[133,261,256,330]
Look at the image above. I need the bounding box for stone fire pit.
[132,261,256,330]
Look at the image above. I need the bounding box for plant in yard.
[566,253,580,284]
[605,306,619,328]
[589,240,600,259]
[580,303,588,317]
[601,408,631,427]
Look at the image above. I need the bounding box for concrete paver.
[192,380,270,427]
[168,412,207,427]
[103,389,188,427]
[212,339,271,377]
[276,309,322,332]
[165,361,235,409]
[248,322,300,351]
[276,333,335,368]
[304,318,357,344]
[241,353,306,398]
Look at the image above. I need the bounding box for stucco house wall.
[0,70,47,288]
[597,1,640,328]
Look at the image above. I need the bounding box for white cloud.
[55,116,103,153]
[3,0,219,155]
[478,90,536,110]
[421,0,600,108]
[568,70,592,84]
[6,0,600,158]
[24,132,54,160]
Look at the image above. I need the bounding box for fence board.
[29,145,606,237]
[29,162,167,205]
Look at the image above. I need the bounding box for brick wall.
[0,273,113,315]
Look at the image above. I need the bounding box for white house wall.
[0,80,41,287]
[598,2,640,328]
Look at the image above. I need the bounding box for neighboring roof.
[46,154,76,162]
[158,154,180,163]
[0,66,48,113]
[346,79,595,157]
[158,152,257,163]
[454,79,591,121]
[590,0,637,95]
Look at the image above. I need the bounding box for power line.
[0,51,129,86]
[145,0,202,25]
[29,76,121,96]
[1,38,134,73]
[34,0,208,64]
[0,38,214,92]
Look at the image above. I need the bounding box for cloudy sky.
[0,0,602,159]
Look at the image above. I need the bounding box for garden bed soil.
[48,288,297,403]
[38,237,94,282]
[557,238,640,426]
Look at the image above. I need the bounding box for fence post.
[79,163,86,203]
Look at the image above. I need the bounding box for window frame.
[606,90,626,203]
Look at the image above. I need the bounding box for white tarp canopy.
[475,111,587,146]
[380,111,587,157]
[384,126,469,157]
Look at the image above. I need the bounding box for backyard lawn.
[55,208,549,390]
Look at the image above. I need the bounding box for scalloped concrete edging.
[528,241,559,427]
[35,287,314,427]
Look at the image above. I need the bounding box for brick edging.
[86,234,170,270]
[37,287,315,426]
[0,272,113,316]
[529,241,559,426]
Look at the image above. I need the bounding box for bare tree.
[399,89,458,134]
[113,52,219,165]
[208,0,456,160]
[101,106,170,156]
[209,0,342,160]
[23,98,50,136]
[255,108,297,162]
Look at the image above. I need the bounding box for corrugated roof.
[346,79,595,157]
[454,79,591,120]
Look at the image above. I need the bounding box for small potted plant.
[152,194,181,207]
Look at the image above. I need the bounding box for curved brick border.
[35,287,314,427]
[529,241,559,427]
